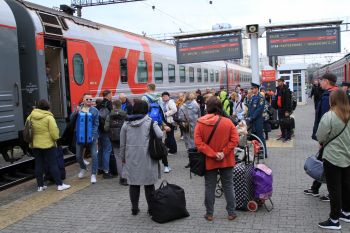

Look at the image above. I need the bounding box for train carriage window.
[120,59,128,83]
[215,70,219,83]
[179,66,186,83]
[210,70,214,82]
[168,64,175,83]
[137,60,148,83]
[73,53,84,85]
[204,69,208,82]
[189,67,194,83]
[154,62,163,84]
[197,68,202,82]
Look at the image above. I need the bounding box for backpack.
[99,107,110,131]
[23,117,33,144]
[109,112,125,142]
[149,120,168,160]
[146,96,163,126]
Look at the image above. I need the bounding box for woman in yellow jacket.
[27,99,70,192]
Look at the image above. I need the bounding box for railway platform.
[1,102,349,233]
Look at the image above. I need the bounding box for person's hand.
[75,106,80,112]
[216,152,224,161]
[164,126,171,132]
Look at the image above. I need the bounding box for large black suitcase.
[150,181,190,223]
[233,161,254,210]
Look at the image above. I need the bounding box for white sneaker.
[57,183,71,191]
[37,186,47,192]
[91,174,97,184]
[83,159,90,165]
[164,166,171,173]
[78,169,86,178]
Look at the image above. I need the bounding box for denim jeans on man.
[76,138,98,174]
[205,167,236,216]
[98,132,112,173]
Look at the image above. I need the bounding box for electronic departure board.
[266,27,340,56]
[176,35,243,64]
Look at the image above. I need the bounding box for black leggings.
[129,185,155,210]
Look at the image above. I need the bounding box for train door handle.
[14,82,20,106]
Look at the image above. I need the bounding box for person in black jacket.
[273,78,292,141]
[119,93,133,115]
[310,80,323,110]
[196,89,205,116]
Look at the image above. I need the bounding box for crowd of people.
[27,79,300,221]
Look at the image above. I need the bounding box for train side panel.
[0,0,23,142]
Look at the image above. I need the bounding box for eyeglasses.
[85,98,93,101]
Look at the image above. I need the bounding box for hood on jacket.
[183,100,197,110]
[144,93,160,102]
[30,109,54,120]
[197,114,220,126]
[219,91,228,102]
[126,114,149,127]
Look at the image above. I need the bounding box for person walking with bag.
[120,100,163,216]
[194,97,239,221]
[27,99,70,192]
[316,89,350,230]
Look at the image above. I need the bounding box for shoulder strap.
[181,108,189,121]
[323,120,349,148]
[206,116,222,145]
[146,95,154,104]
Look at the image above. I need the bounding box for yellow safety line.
[0,177,91,230]
[266,139,294,148]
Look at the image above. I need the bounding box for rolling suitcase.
[76,112,93,144]
[233,159,254,210]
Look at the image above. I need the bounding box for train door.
[45,46,68,118]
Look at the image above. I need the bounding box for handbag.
[178,109,190,133]
[150,180,190,223]
[149,120,168,160]
[188,116,222,177]
[304,120,349,183]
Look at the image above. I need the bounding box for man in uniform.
[246,83,267,158]
[341,82,350,102]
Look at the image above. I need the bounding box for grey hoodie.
[179,100,201,149]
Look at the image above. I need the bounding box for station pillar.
[250,33,260,84]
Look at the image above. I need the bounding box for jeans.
[33,147,62,187]
[204,167,236,216]
[112,143,124,179]
[98,132,112,172]
[76,138,98,175]
[129,185,155,211]
[165,124,177,154]
[324,159,350,220]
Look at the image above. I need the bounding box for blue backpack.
[146,96,163,126]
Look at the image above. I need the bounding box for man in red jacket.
[194,97,239,221]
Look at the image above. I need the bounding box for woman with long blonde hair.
[316,89,350,230]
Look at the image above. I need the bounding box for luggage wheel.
[247,200,258,212]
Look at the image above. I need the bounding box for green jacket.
[316,111,350,168]
[27,109,59,149]
[219,90,231,116]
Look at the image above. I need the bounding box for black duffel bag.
[149,120,168,160]
[150,180,190,223]
[189,117,222,177]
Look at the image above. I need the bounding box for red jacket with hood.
[194,114,239,171]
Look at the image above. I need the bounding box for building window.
[204,69,208,82]
[215,70,219,82]
[73,53,84,85]
[154,62,163,84]
[210,70,214,82]
[168,64,175,83]
[179,66,186,83]
[120,59,127,83]
[189,67,194,83]
[197,68,202,82]
[137,60,148,83]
